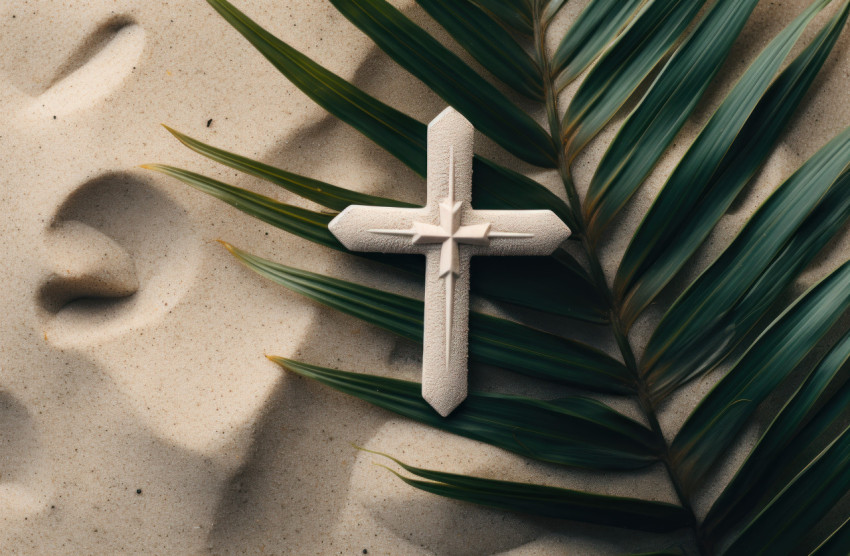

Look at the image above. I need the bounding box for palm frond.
[550,0,645,90]
[471,0,534,37]
[704,328,850,539]
[642,131,850,400]
[358,448,693,533]
[225,243,633,394]
[414,0,544,100]
[811,517,850,555]
[149,0,850,552]
[158,127,414,210]
[583,0,761,239]
[561,0,708,157]
[274,357,658,469]
[723,424,850,554]
[670,258,850,492]
[328,0,558,167]
[616,0,849,326]
[204,0,577,227]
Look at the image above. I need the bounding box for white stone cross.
[329,107,571,416]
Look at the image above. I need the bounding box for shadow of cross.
[329,107,571,416]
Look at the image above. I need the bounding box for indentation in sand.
[0,391,42,517]
[25,18,144,117]
[39,221,139,313]
[43,172,198,346]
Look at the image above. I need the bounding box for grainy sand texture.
[1,0,848,554]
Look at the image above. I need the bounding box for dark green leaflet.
[328,0,558,167]
[551,0,645,90]
[227,245,633,394]
[364,450,693,533]
[616,0,849,327]
[583,0,762,241]
[670,259,850,492]
[274,357,659,470]
[471,0,533,36]
[414,0,543,100]
[703,326,850,540]
[723,425,850,555]
[642,128,850,400]
[562,0,708,157]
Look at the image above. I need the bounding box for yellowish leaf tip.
[265,355,292,372]
[216,239,236,253]
[353,446,404,468]
[373,463,412,483]
[160,124,190,144]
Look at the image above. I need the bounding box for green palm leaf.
[206,0,424,174]
[669,258,850,492]
[723,424,850,554]
[414,0,543,100]
[363,449,693,533]
[642,129,850,399]
[471,0,533,36]
[812,517,850,555]
[150,0,850,551]
[225,243,633,394]
[702,327,850,538]
[204,0,573,227]
[583,0,761,240]
[541,0,568,26]
[616,0,849,326]
[273,357,658,469]
[561,0,707,157]
[149,132,414,211]
[143,164,341,248]
[550,0,645,90]
[328,0,557,167]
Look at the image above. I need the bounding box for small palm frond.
[146,0,850,553]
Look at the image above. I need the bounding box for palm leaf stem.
[533,7,706,552]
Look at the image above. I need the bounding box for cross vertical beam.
[422,108,475,416]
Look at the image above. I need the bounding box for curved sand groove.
[39,171,289,455]
[43,172,198,346]
[44,18,138,90]
[39,220,140,314]
[27,20,145,118]
[0,392,43,518]
[1,1,338,550]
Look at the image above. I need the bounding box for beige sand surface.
[1,0,848,554]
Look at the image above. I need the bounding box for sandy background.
[0,0,848,553]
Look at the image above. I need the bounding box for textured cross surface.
[329,107,571,416]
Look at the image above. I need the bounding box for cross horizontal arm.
[466,210,571,256]
[329,205,433,254]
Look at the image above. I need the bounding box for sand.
[0,0,848,553]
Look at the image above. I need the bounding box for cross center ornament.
[329,107,571,416]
